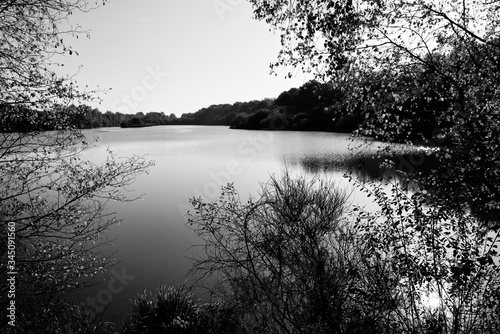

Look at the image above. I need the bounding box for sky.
[57,0,312,116]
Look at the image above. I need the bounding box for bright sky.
[58,0,311,116]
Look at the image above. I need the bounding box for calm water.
[76,125,389,320]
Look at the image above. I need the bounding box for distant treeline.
[116,77,449,142]
[0,81,365,133]
[1,78,446,143]
[123,80,366,133]
[98,80,366,133]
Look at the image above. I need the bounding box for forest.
[2,68,450,146]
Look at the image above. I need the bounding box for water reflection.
[76,126,484,323]
[294,145,499,229]
[75,127,381,321]
[292,151,437,183]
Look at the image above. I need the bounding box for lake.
[76,125,394,320]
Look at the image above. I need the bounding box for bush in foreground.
[123,285,238,334]
[187,172,398,334]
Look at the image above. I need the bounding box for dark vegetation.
[1,81,364,133]
[2,43,472,147]
[0,73,449,142]
[6,171,500,334]
[0,1,154,333]
[3,0,500,333]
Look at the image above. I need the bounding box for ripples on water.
[74,125,430,320]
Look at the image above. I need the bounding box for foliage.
[4,296,120,334]
[248,0,500,228]
[0,1,154,332]
[124,285,238,334]
[417,41,500,227]
[248,0,500,80]
[0,0,109,109]
[187,172,399,334]
[352,179,500,333]
[9,83,362,133]
[253,0,500,323]
[0,126,153,329]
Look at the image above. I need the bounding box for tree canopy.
[249,0,500,79]
[247,0,500,229]
[0,1,153,332]
[0,0,109,110]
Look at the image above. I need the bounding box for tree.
[248,0,500,80]
[248,0,500,226]
[130,116,144,127]
[0,0,108,109]
[246,0,500,139]
[352,180,500,334]
[245,2,500,333]
[0,1,154,332]
[187,172,397,333]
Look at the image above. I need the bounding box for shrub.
[124,285,238,334]
[187,171,397,334]
[352,180,500,334]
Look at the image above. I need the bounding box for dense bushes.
[122,286,237,334]
[9,170,500,333]
[352,180,500,334]
[183,171,500,334]
[186,172,396,333]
